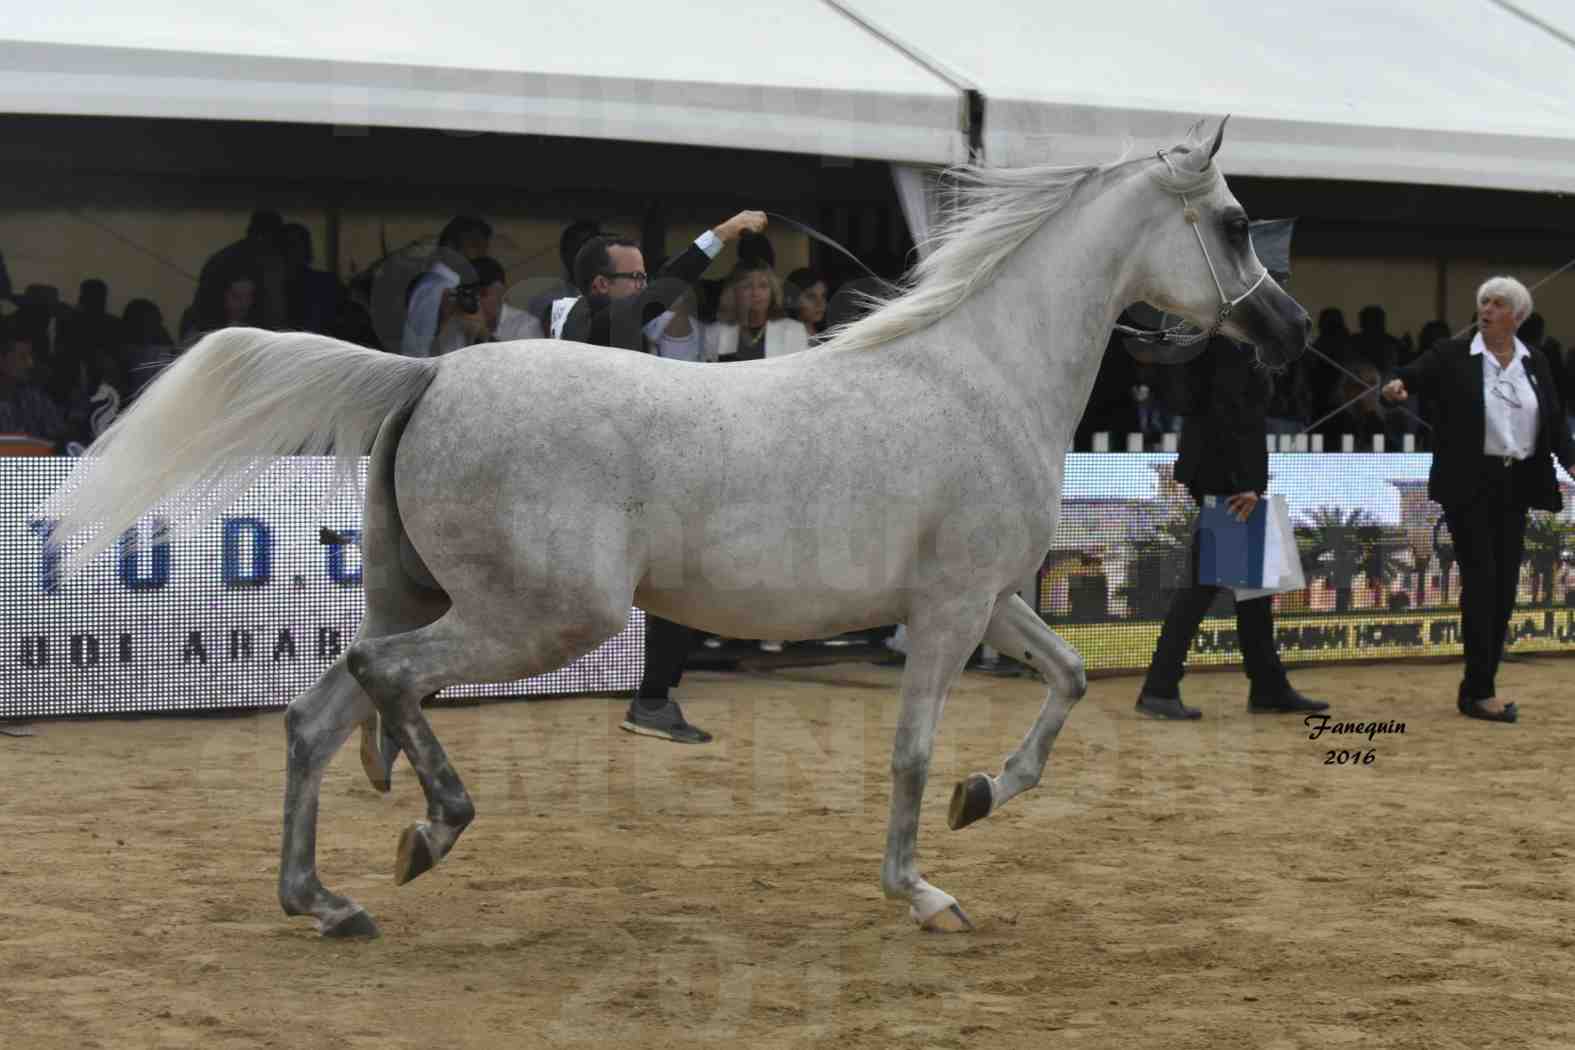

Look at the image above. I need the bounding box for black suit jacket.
[1394,337,1575,511]
[1170,337,1272,499]
[551,241,713,351]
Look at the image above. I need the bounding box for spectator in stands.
[280,224,343,335]
[12,285,62,383]
[705,259,810,362]
[1308,307,1351,420]
[1517,312,1565,400]
[1314,361,1406,449]
[0,325,67,445]
[784,267,830,343]
[1382,276,1574,724]
[121,298,175,400]
[431,256,543,354]
[547,209,768,744]
[190,209,289,334]
[333,268,382,351]
[60,279,123,379]
[1135,334,1330,720]
[402,215,492,357]
[185,269,261,344]
[526,219,605,326]
[642,286,708,361]
[1351,304,1404,374]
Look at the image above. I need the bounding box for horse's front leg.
[949,592,1087,830]
[881,594,995,932]
[279,658,382,938]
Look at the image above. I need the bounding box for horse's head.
[1127,118,1310,367]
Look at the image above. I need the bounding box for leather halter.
[1114,148,1270,352]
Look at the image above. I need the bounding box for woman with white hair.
[1383,276,1575,723]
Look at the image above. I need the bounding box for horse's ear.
[1205,115,1230,160]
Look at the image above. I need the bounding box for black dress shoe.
[1135,692,1202,720]
[1459,699,1518,723]
[1247,687,1329,714]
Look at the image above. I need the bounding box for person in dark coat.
[545,209,768,744]
[1135,334,1330,720]
[1382,276,1575,723]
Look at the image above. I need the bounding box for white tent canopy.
[0,0,967,165]
[841,0,1575,192]
[3,0,1573,191]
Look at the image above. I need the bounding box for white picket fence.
[1089,432,1419,453]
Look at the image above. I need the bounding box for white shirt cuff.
[695,230,723,258]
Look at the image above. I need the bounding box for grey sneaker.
[1135,691,1202,720]
[621,698,714,744]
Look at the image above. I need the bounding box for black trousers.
[1143,529,1290,698]
[638,613,699,701]
[1442,463,1528,702]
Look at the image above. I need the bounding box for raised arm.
[593,211,768,347]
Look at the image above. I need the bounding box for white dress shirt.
[1473,332,1539,460]
[495,303,543,342]
[402,260,460,358]
[642,311,708,360]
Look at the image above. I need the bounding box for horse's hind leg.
[346,601,622,886]
[949,592,1088,830]
[278,658,382,938]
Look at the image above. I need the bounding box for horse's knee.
[1065,660,1088,702]
[345,639,375,691]
[346,638,412,706]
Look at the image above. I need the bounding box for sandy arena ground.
[2,656,1573,1049]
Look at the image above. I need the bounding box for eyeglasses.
[1492,378,1522,409]
[603,271,648,285]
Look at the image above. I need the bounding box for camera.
[451,282,481,315]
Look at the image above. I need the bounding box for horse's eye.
[1226,218,1249,240]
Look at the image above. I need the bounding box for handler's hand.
[713,210,768,242]
[1381,378,1408,402]
[1225,491,1259,522]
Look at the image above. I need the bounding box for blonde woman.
[704,260,810,362]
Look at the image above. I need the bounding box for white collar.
[1470,331,1529,365]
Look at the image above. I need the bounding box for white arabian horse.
[43,118,1308,938]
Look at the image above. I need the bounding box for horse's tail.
[42,327,439,577]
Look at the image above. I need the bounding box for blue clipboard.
[1196,495,1269,588]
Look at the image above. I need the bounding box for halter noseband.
[1114,148,1271,348]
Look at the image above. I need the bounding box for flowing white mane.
[822,144,1220,354]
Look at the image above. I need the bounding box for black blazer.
[1393,337,1575,511]
[1170,337,1272,499]
[551,241,714,351]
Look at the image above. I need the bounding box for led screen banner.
[8,453,1575,718]
[1042,453,1575,673]
[2,458,643,720]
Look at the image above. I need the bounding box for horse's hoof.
[920,903,975,934]
[394,823,436,885]
[321,908,381,939]
[948,774,994,830]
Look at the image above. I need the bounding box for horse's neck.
[925,184,1146,451]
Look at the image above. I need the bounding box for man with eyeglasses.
[547,211,766,351]
[544,210,766,744]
